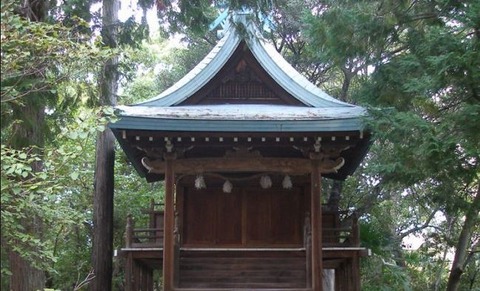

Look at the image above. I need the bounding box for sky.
[118,0,160,32]
[90,0,160,34]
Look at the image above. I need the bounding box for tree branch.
[399,207,439,239]
[446,181,480,291]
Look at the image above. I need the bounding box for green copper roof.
[111,12,367,133]
[133,13,355,109]
[110,104,367,132]
[110,12,371,182]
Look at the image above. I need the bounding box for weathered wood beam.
[163,153,175,290]
[141,156,344,175]
[311,157,323,291]
[351,256,361,291]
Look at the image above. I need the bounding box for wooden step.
[178,256,307,289]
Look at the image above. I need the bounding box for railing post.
[304,212,312,288]
[126,214,133,248]
[351,212,359,247]
[310,154,323,291]
[174,210,180,245]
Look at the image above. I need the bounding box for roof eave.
[109,116,367,133]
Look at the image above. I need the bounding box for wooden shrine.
[111,11,371,291]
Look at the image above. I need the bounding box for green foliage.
[1,108,101,284]
[1,0,164,289]
[117,16,151,49]
[1,146,57,272]
[1,144,84,276]
[1,1,112,150]
[361,254,412,291]
[304,0,480,289]
[460,253,480,291]
[121,34,211,104]
[154,0,218,38]
[0,2,109,105]
[178,0,217,35]
[264,0,335,87]
[54,0,99,24]
[305,1,397,67]
[0,104,160,289]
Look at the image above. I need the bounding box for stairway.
[178,255,307,289]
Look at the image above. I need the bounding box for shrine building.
[110,11,371,291]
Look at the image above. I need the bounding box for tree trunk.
[8,1,47,289]
[8,150,46,290]
[327,180,343,210]
[91,0,119,290]
[446,182,480,291]
[8,87,47,291]
[339,67,353,102]
[92,130,116,291]
[9,250,45,291]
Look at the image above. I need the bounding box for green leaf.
[70,172,79,180]
[69,131,78,139]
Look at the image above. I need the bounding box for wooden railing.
[125,199,165,248]
[322,210,360,247]
[126,214,164,248]
[125,201,360,249]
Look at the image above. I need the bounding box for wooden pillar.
[335,262,345,291]
[125,214,133,248]
[311,157,323,291]
[124,253,134,291]
[142,265,153,291]
[163,153,176,290]
[351,256,361,291]
[305,213,312,288]
[126,258,144,291]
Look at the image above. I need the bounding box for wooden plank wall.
[181,187,304,247]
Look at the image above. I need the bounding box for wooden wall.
[179,186,305,247]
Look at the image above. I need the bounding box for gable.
[179,41,303,106]
[134,16,355,108]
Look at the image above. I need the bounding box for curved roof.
[110,12,371,181]
[111,12,369,136]
[132,12,357,109]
